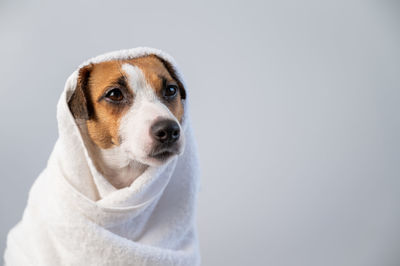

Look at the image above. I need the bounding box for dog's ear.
[68,64,93,120]
[156,56,186,100]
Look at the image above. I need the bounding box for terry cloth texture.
[4,47,200,266]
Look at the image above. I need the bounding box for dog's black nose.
[150,119,180,144]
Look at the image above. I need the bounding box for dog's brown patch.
[126,55,185,122]
[68,55,185,149]
[69,65,93,120]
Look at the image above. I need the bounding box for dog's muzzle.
[149,119,181,161]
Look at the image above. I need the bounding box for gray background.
[1,0,399,265]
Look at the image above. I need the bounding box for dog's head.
[68,55,186,167]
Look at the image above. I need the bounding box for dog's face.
[68,55,186,167]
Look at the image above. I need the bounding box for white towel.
[4,47,200,266]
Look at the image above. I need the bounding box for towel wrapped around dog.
[4,47,200,266]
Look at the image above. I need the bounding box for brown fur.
[69,65,93,120]
[68,55,185,149]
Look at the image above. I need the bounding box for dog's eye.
[163,85,178,98]
[105,88,124,102]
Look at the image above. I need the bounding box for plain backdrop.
[1,0,399,265]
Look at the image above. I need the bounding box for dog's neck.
[77,120,148,189]
[90,145,148,189]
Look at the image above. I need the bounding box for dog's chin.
[132,144,182,167]
[137,153,176,167]
[149,151,176,164]
[148,145,181,165]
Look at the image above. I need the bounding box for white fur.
[88,63,184,189]
[119,63,184,166]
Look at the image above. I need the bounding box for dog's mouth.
[148,144,180,161]
[150,150,175,161]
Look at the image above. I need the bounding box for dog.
[5,49,200,265]
[68,55,186,189]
